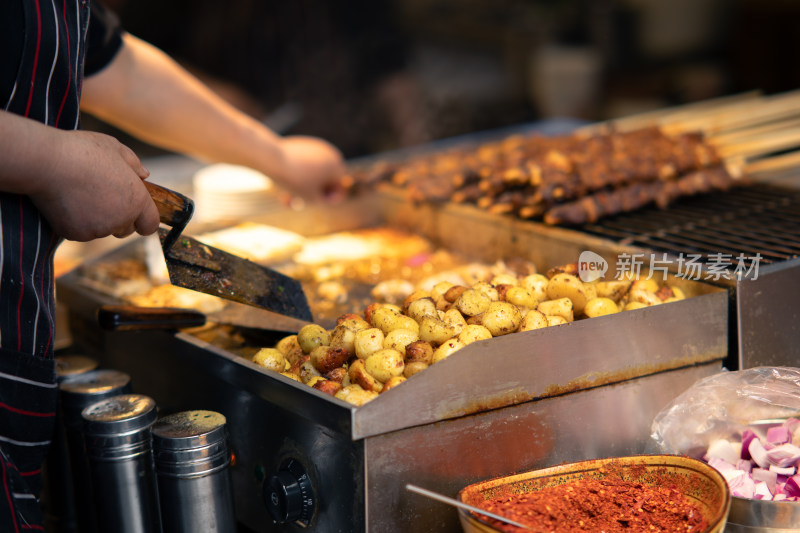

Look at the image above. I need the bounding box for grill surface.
[578,183,800,274]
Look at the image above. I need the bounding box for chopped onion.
[729,473,756,499]
[785,475,800,498]
[752,468,778,494]
[749,438,770,469]
[701,422,800,502]
[707,438,741,465]
[754,481,774,500]
[765,443,800,468]
[741,429,757,461]
[767,426,792,446]
[769,464,796,476]
[784,418,800,435]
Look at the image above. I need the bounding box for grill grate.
[578,183,800,274]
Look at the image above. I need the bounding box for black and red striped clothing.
[0,0,122,529]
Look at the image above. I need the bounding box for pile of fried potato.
[251,264,686,406]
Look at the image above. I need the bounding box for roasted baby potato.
[275,335,299,356]
[382,376,406,392]
[546,315,568,326]
[455,288,492,317]
[491,273,518,286]
[472,281,499,302]
[537,297,574,322]
[404,340,434,365]
[297,324,331,354]
[335,384,379,406]
[252,348,286,373]
[518,309,548,332]
[504,286,538,309]
[631,278,660,293]
[310,346,350,375]
[386,314,420,335]
[279,372,302,383]
[458,324,492,345]
[594,280,632,302]
[383,328,419,356]
[546,273,591,315]
[444,285,468,304]
[583,297,620,318]
[627,288,661,306]
[624,301,650,311]
[348,359,384,392]
[441,308,467,335]
[370,306,403,334]
[519,273,549,301]
[481,301,522,336]
[403,361,428,378]
[418,317,456,345]
[354,328,385,360]
[365,348,405,383]
[309,377,342,396]
[329,324,357,355]
[406,297,439,323]
[432,338,466,363]
[299,359,322,384]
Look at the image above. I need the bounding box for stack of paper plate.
[192,163,282,223]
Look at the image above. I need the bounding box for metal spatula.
[145,181,313,322]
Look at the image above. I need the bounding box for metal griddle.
[57,191,728,532]
[570,181,800,370]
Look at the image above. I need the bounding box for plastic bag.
[650,367,800,457]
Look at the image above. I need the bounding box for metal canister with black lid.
[43,355,100,533]
[82,394,162,533]
[59,368,132,533]
[151,410,236,533]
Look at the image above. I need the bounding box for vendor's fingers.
[112,225,136,239]
[321,179,347,203]
[118,141,149,179]
[134,197,160,236]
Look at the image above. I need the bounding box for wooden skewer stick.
[744,150,800,175]
[664,91,800,136]
[708,116,800,146]
[578,90,763,135]
[716,127,800,159]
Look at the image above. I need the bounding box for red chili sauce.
[477,476,709,532]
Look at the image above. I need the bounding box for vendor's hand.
[278,136,347,201]
[29,130,160,241]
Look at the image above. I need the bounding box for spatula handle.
[98,305,206,331]
[145,181,194,228]
[145,181,194,252]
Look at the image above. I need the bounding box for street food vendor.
[0,1,344,528]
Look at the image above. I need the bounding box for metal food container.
[713,418,800,533]
[726,497,800,533]
[82,394,162,533]
[152,410,236,533]
[456,455,731,533]
[57,191,729,532]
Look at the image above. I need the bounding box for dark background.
[90,0,800,159]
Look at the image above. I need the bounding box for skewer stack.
[348,90,800,225]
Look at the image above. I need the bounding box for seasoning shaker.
[58,368,132,533]
[152,410,236,533]
[43,355,100,533]
[82,394,162,533]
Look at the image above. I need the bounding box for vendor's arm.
[81,33,345,199]
[0,110,160,241]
